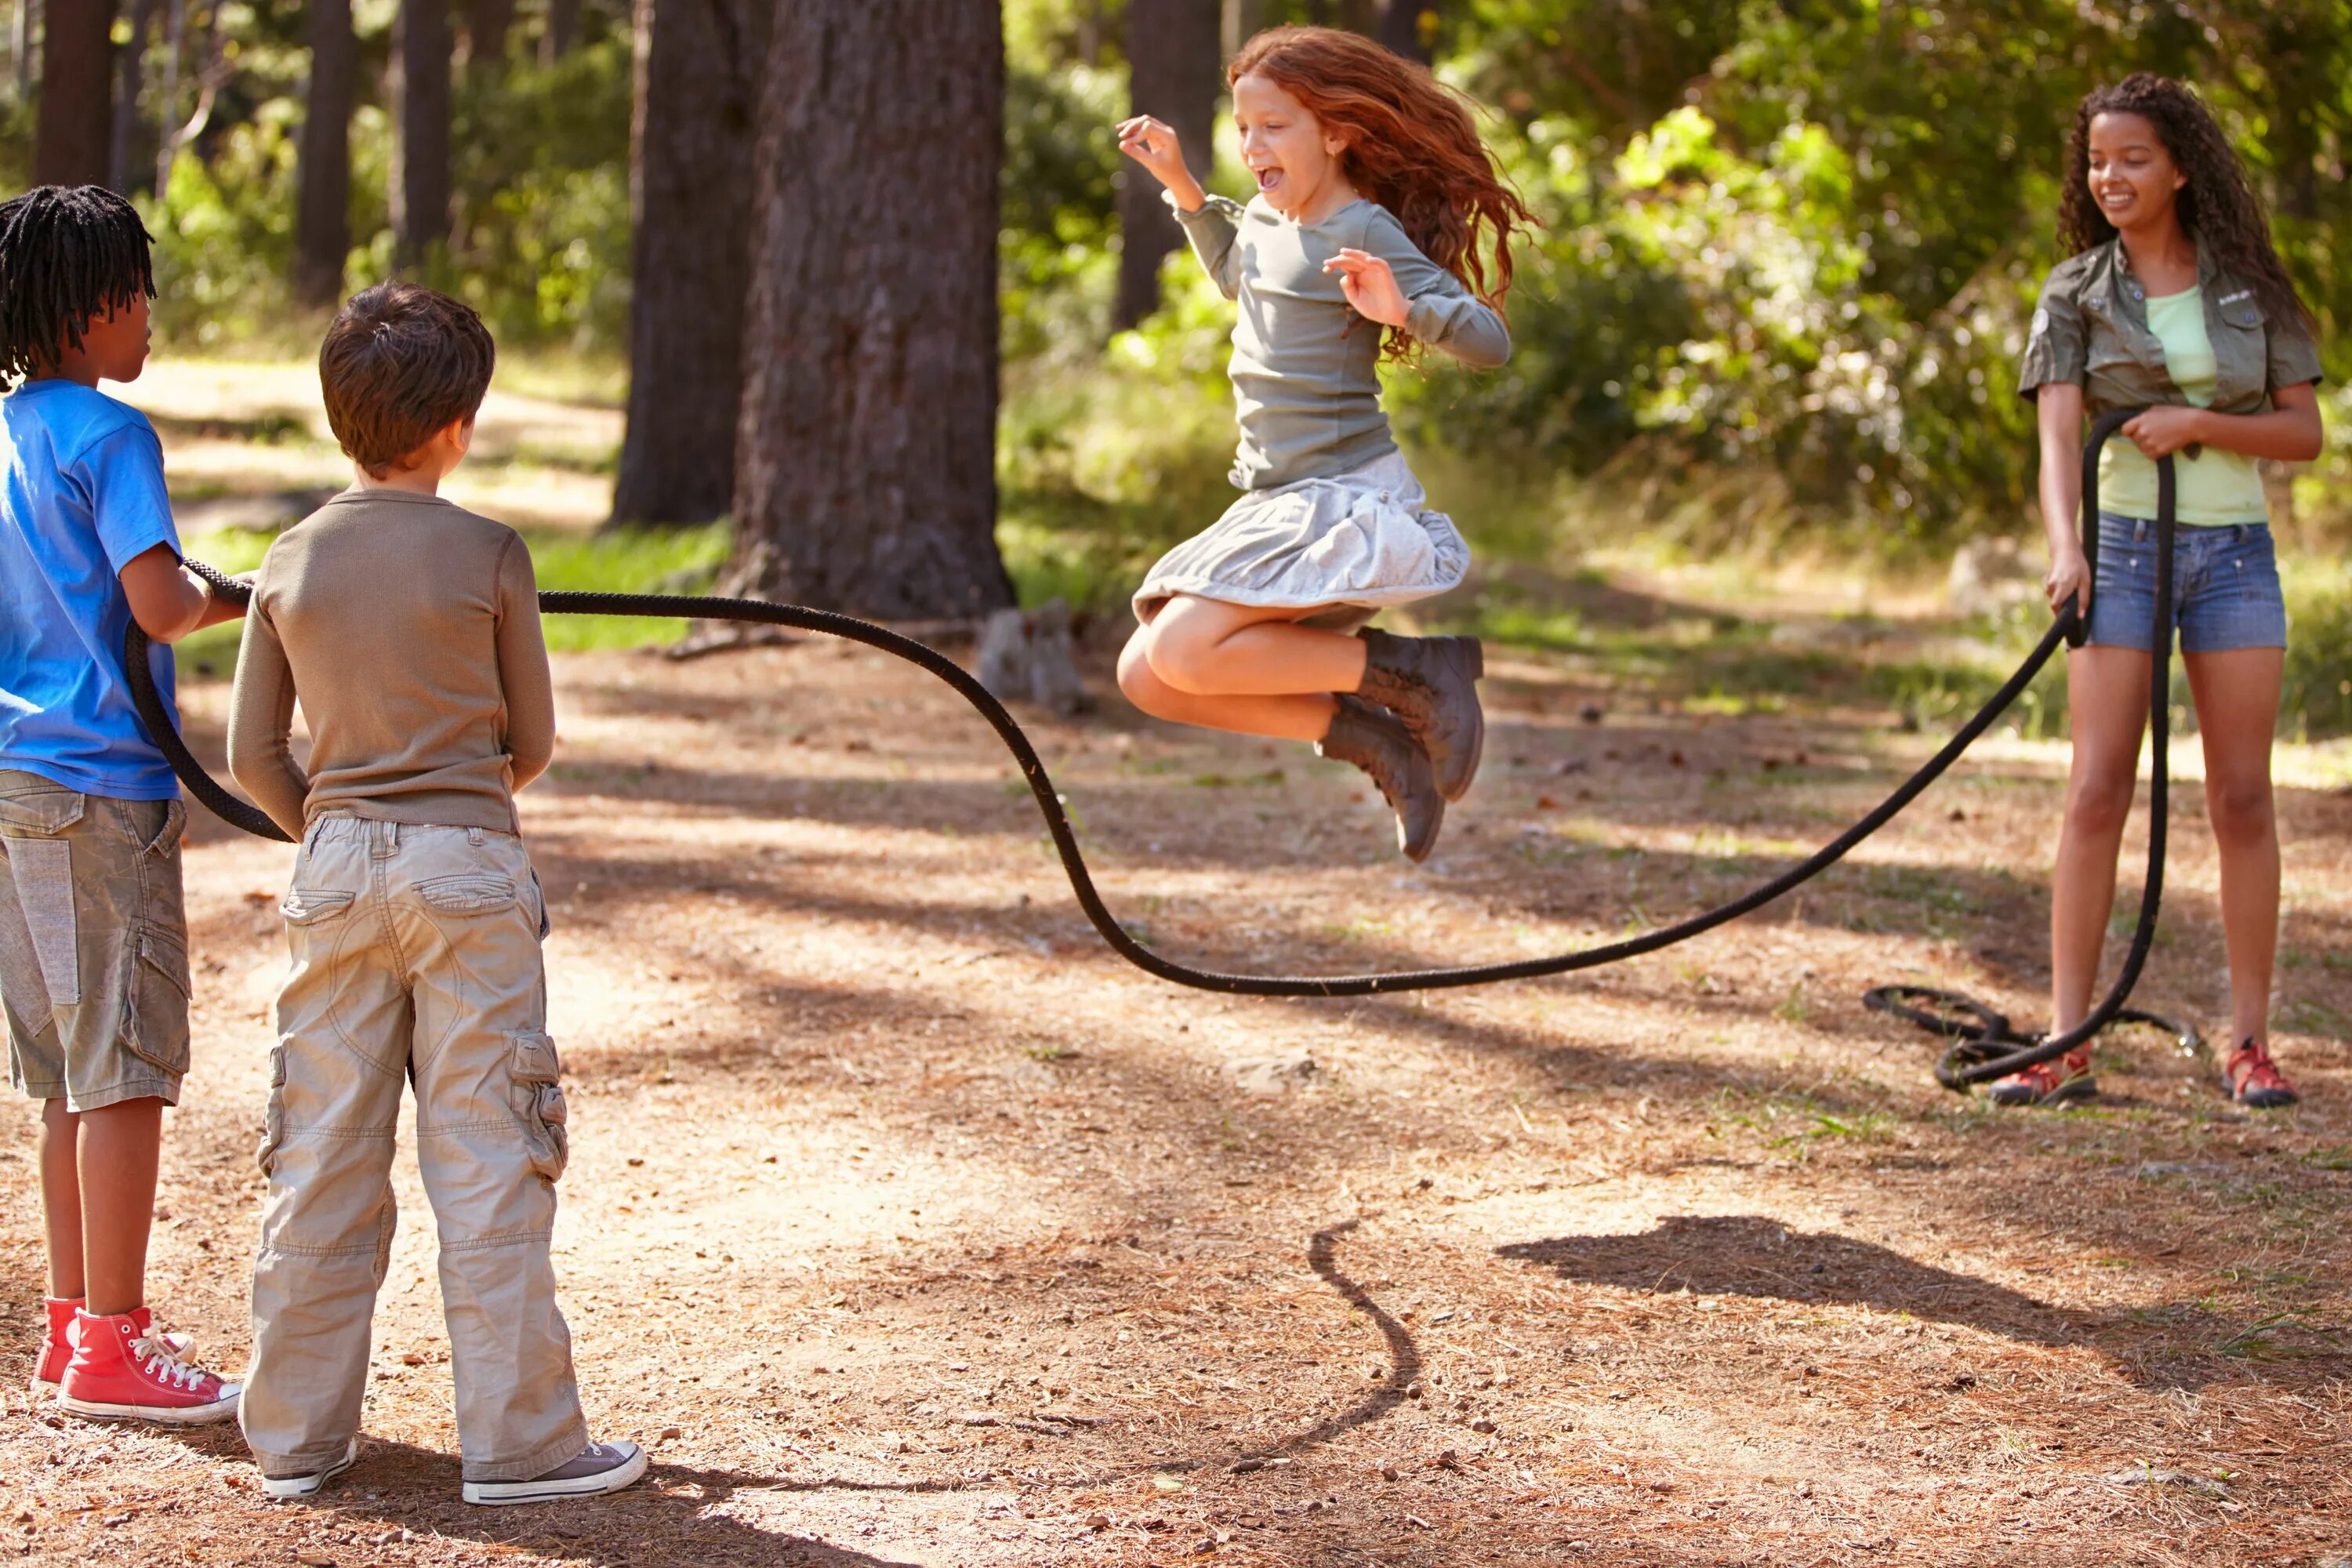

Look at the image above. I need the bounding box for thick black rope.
[1903,409,2176,1089]
[123,416,2173,1051]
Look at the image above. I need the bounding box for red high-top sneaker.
[56,1309,238,1424]
[29,1301,191,1399]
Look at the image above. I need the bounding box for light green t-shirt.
[2099,287,2269,527]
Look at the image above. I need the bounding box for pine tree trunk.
[540,0,579,63]
[609,0,768,527]
[466,0,514,71]
[1376,0,1437,62]
[728,0,1013,619]
[32,0,112,187]
[293,0,358,307]
[1113,0,1222,330]
[107,0,158,194]
[392,0,452,269]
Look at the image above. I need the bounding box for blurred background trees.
[3,0,2350,615]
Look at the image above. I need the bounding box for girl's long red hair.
[1229,26,1535,356]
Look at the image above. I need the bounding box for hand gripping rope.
[125,412,2183,1093]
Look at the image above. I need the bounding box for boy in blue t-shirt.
[0,187,245,1421]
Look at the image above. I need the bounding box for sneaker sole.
[263,1440,359,1501]
[1435,637,1484,803]
[56,1391,240,1425]
[462,1446,649,1506]
[27,1377,58,1399]
[1987,1075,2097,1109]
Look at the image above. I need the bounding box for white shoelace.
[132,1333,209,1392]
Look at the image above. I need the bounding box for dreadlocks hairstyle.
[2060,74,2315,334]
[1228,26,1537,361]
[0,185,157,391]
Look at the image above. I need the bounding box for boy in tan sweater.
[227,283,642,1504]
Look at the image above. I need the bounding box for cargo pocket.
[256,1043,289,1177]
[510,1029,569,1182]
[280,887,356,926]
[122,924,193,1076]
[418,876,518,917]
[2,837,79,1009]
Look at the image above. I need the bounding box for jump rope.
[127,409,2202,1093]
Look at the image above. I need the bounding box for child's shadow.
[164,1430,922,1566]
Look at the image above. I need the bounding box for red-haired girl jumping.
[1115,26,1534,862]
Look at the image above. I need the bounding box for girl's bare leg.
[1144,596,1369,695]
[2183,648,2285,1047]
[2050,647,2154,1034]
[1118,636,1337,739]
[1116,597,1368,742]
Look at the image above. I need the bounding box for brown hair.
[319,282,495,476]
[1229,25,1536,359]
[2060,74,2315,334]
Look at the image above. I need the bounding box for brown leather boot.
[1319,695,1444,862]
[1355,628,1485,801]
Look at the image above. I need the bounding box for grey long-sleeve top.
[1171,192,1512,492]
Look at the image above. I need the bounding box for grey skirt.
[1132,450,1469,630]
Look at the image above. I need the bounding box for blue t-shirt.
[0,379,182,800]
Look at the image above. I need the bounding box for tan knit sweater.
[227,488,557,838]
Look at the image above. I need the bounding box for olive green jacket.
[2018,237,2322,416]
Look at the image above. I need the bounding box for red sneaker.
[2223,1039,2299,1109]
[29,1301,191,1399]
[56,1309,239,1425]
[1987,1047,2096,1107]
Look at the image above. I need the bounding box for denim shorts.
[2083,512,2287,654]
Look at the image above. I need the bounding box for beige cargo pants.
[240,817,586,1483]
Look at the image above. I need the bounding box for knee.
[1116,632,1178,715]
[2064,768,2137,839]
[2208,775,2275,844]
[1139,622,1225,695]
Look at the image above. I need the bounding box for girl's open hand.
[2121,405,2207,459]
[1116,116,1201,205]
[1323,249,1410,328]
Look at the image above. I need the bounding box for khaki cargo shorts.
[0,768,191,1112]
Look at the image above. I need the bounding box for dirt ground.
[4,601,2352,1566]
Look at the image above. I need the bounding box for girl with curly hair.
[1114,25,1534,862]
[2013,74,2324,1108]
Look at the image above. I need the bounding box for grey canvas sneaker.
[462,1440,649,1506]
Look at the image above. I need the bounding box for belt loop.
[467,827,483,846]
[2134,517,2148,544]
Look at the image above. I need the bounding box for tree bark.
[540,0,579,63]
[467,0,514,72]
[32,0,111,187]
[728,0,1013,619]
[293,0,358,307]
[1113,0,1221,329]
[609,0,768,528]
[107,0,159,194]
[392,0,452,269]
[1376,0,1438,63]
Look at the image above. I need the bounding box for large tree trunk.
[466,0,514,71]
[728,0,1012,619]
[1113,0,1222,329]
[391,0,452,269]
[609,0,767,527]
[107,0,159,194]
[293,0,358,307]
[32,0,112,187]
